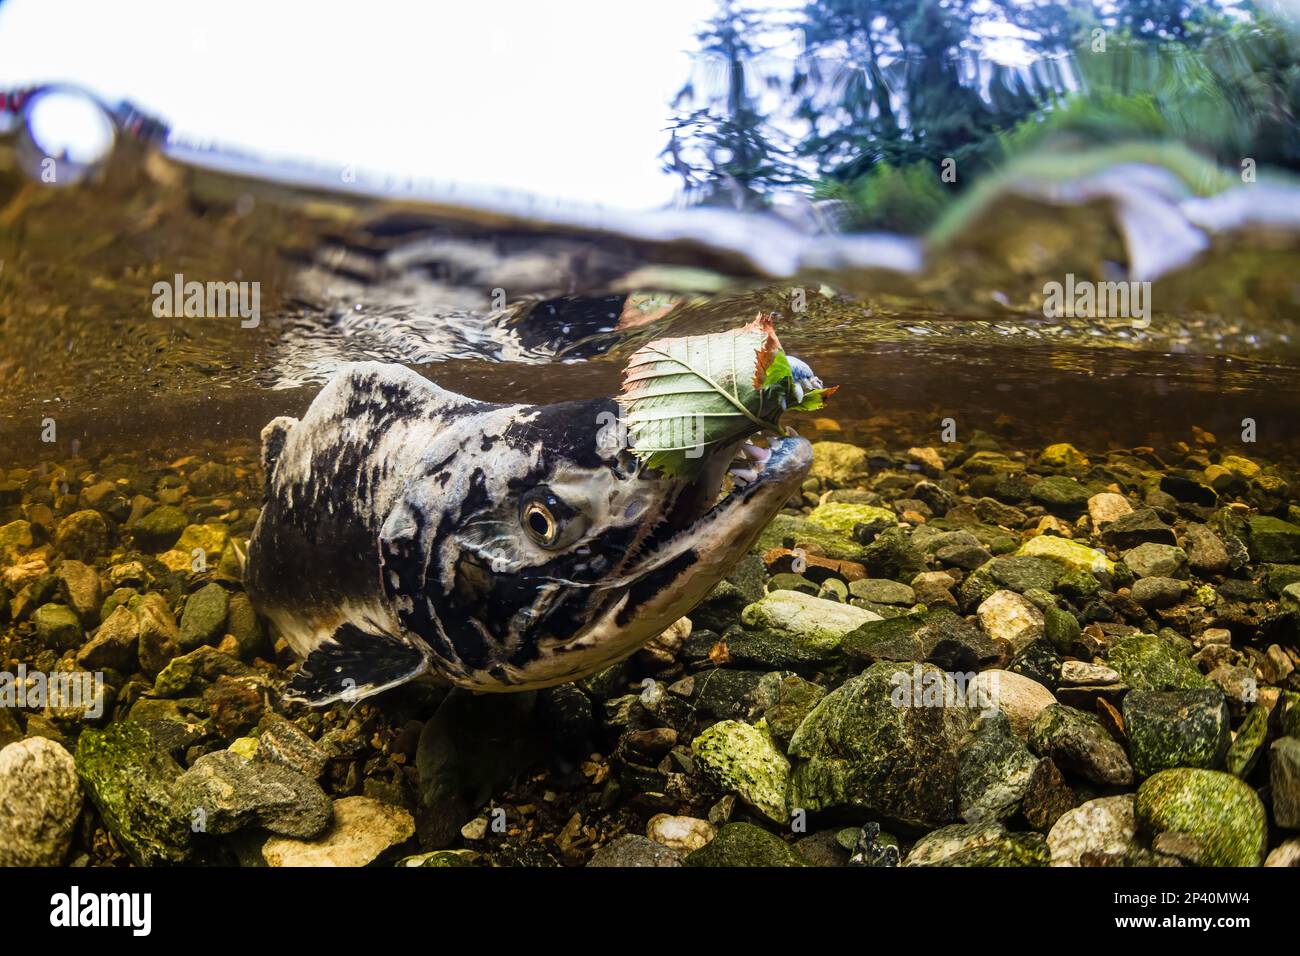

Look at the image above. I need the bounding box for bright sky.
[0,0,801,209]
[0,0,1070,209]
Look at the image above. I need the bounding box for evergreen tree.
[662,1,803,207]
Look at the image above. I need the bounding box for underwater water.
[3,93,1300,870]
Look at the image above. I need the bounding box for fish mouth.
[628,432,813,577]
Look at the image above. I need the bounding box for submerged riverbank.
[1,423,1299,867]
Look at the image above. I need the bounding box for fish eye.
[520,488,578,549]
[523,500,558,545]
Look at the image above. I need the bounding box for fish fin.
[259,415,299,493]
[284,623,429,707]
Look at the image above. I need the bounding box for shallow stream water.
[3,123,1300,464]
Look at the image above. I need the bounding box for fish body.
[246,361,811,704]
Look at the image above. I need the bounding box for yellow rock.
[228,737,259,760]
[262,796,415,867]
[907,447,945,472]
[807,501,896,534]
[157,549,193,572]
[175,523,229,560]
[1018,534,1114,574]
[1220,455,1261,479]
[1039,443,1089,471]
[809,441,869,486]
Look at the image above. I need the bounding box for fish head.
[378,396,811,690]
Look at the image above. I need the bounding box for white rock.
[1265,838,1300,867]
[970,670,1057,738]
[0,737,83,866]
[1048,795,1137,866]
[646,813,716,853]
[460,817,489,841]
[977,590,1045,653]
[1059,661,1122,685]
[740,591,880,650]
[262,796,413,867]
[1088,493,1133,534]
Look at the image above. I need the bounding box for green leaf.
[762,349,793,389]
[787,386,836,413]
[617,314,831,476]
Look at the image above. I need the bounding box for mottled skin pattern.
[247,361,811,703]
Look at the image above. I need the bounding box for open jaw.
[543,433,813,675]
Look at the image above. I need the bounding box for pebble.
[971,670,1057,738]
[262,796,413,867]
[1122,543,1188,579]
[176,749,333,838]
[646,814,716,853]
[1059,661,1120,685]
[588,835,683,867]
[0,738,83,866]
[1087,493,1132,534]
[1047,795,1137,866]
[739,590,880,650]
[1129,576,1188,609]
[977,590,1045,653]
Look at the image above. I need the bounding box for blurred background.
[4,0,1299,220]
[2,0,1300,455]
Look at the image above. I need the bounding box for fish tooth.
[792,382,804,404]
[729,467,758,484]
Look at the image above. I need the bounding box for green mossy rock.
[1247,515,1300,563]
[985,555,1063,593]
[685,822,804,867]
[787,662,974,829]
[1136,768,1266,867]
[1225,705,1269,777]
[1271,737,1300,829]
[806,501,896,534]
[33,603,83,650]
[1107,632,1212,691]
[755,514,867,563]
[53,510,109,561]
[131,505,188,552]
[178,582,230,650]
[1038,443,1089,472]
[1030,476,1092,511]
[691,720,791,823]
[760,675,826,748]
[225,592,267,660]
[1028,704,1132,786]
[1122,689,1230,778]
[719,627,834,672]
[74,722,190,865]
[861,528,926,580]
[903,821,1050,866]
[956,712,1039,823]
[739,590,880,651]
[0,519,33,559]
[840,608,1001,672]
[176,523,230,562]
[1017,535,1114,574]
